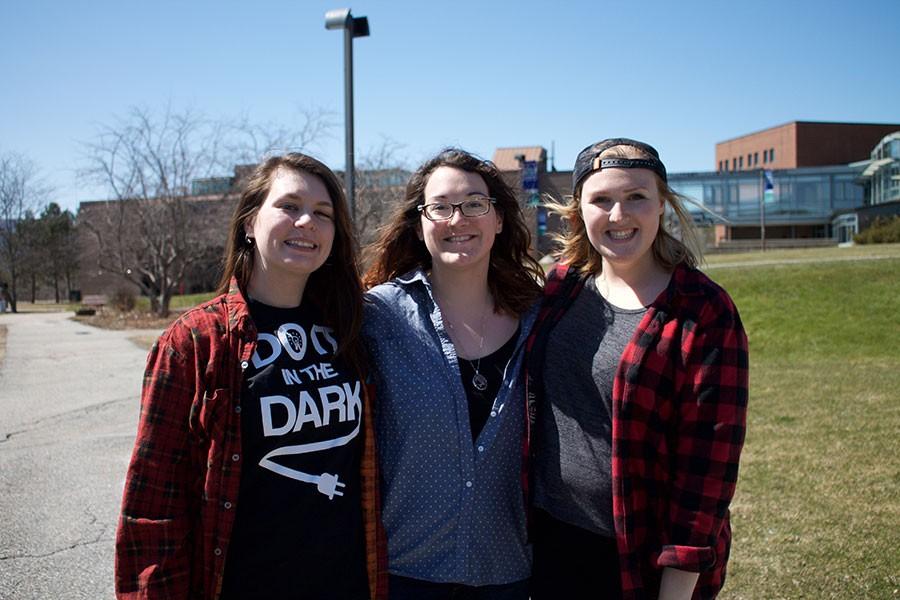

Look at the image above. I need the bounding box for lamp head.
[325,8,351,29]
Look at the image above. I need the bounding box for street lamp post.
[325,8,369,219]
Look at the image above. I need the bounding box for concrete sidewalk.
[0,310,161,600]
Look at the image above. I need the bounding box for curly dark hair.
[363,148,543,315]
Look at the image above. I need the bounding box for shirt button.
[240,361,249,370]
[490,410,497,418]
[477,445,484,452]
[231,454,240,462]
[224,501,232,509]
[234,405,242,414]
[214,548,222,556]
[465,480,473,488]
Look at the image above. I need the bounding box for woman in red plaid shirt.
[526,139,748,599]
[115,153,386,600]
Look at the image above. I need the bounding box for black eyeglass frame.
[416,197,497,222]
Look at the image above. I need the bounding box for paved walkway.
[0,310,160,600]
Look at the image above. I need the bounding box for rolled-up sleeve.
[658,298,749,572]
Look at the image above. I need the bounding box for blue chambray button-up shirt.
[363,268,536,586]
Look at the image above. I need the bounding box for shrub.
[110,289,137,313]
[854,215,900,244]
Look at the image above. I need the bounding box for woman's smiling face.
[578,165,665,277]
[418,166,502,274]
[245,166,335,299]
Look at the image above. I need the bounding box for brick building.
[715,121,900,172]
[76,193,238,297]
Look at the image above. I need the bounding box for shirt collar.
[225,276,256,337]
[394,267,430,287]
[394,266,539,331]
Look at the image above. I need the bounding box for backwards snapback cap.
[572,137,667,192]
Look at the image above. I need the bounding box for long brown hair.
[363,148,543,316]
[218,153,365,372]
[548,144,702,274]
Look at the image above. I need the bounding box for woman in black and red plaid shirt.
[526,139,748,600]
[114,153,386,600]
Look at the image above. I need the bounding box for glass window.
[668,166,865,226]
[770,148,775,162]
[739,156,744,169]
[732,158,737,170]
[754,152,759,165]
[889,140,900,158]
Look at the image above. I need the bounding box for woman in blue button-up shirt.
[362,148,544,600]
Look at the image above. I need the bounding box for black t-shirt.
[220,299,369,600]
[458,325,521,441]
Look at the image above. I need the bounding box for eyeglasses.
[417,197,496,221]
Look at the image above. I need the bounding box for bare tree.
[79,106,334,317]
[0,152,48,312]
[80,107,232,316]
[353,136,410,246]
[225,107,336,167]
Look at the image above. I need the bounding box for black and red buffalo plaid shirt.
[525,263,748,599]
[114,278,387,600]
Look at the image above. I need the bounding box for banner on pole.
[763,170,775,204]
[522,160,539,193]
[537,207,547,236]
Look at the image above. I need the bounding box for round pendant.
[472,372,488,392]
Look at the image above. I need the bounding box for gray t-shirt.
[534,276,647,536]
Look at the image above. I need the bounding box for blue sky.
[2,0,899,212]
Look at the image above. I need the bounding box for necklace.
[445,306,490,392]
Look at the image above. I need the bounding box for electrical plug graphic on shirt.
[315,472,345,499]
[257,460,347,500]
[257,418,361,500]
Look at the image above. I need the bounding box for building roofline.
[77,192,236,210]
[716,120,900,145]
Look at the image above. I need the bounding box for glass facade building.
[668,164,865,239]
[860,132,900,206]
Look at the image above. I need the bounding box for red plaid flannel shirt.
[115,278,387,600]
[525,264,748,599]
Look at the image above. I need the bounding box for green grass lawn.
[133,291,216,312]
[703,242,900,267]
[707,251,900,599]
[54,291,216,314]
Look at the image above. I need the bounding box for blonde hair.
[547,145,702,274]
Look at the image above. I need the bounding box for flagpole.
[759,169,767,251]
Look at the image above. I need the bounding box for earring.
[245,234,254,246]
